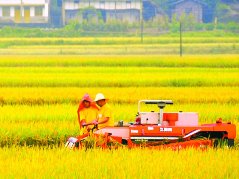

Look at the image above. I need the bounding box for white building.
[0,0,50,24]
[62,0,142,25]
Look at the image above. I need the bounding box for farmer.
[77,93,99,131]
[93,93,114,129]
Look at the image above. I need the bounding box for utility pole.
[62,0,65,26]
[180,21,183,57]
[140,0,143,43]
[20,0,23,23]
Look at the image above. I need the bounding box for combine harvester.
[66,100,236,150]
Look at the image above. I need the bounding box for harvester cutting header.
[66,99,236,150]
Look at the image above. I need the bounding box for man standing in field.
[77,94,99,132]
[93,93,114,129]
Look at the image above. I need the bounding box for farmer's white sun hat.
[94,93,108,102]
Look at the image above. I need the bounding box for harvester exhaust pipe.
[158,102,166,125]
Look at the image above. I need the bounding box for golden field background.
[0,147,238,178]
[0,54,238,147]
[0,36,238,178]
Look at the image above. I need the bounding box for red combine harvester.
[66,100,236,150]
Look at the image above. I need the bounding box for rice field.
[0,55,239,67]
[0,55,238,144]
[0,36,238,55]
[0,43,239,177]
[0,147,238,178]
[0,37,239,45]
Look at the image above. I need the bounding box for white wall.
[23,0,46,5]
[21,7,24,16]
[64,1,141,10]
[0,0,46,5]
[43,3,48,17]
[104,2,115,10]
[0,7,2,17]
[0,0,48,9]
[30,6,34,17]
[10,6,14,17]
[0,0,21,5]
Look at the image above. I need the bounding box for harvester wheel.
[228,139,234,147]
[214,139,234,148]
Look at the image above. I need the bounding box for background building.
[0,0,50,25]
[169,0,206,23]
[62,0,141,25]
[61,0,166,25]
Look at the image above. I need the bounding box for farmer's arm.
[77,112,81,128]
[81,110,97,126]
[78,110,89,128]
[84,120,98,126]
[77,105,82,127]
[98,117,110,124]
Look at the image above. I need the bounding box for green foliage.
[0,21,238,37]
[64,20,80,31]
[215,2,232,22]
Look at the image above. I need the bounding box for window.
[35,6,43,16]
[2,7,10,17]
[100,1,105,9]
[15,7,20,11]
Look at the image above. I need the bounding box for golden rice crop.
[0,37,239,44]
[0,87,239,105]
[0,39,238,178]
[1,103,238,124]
[0,44,238,55]
[0,53,238,146]
[0,147,238,178]
[0,36,238,55]
[0,103,238,146]
[0,54,239,68]
[0,67,238,87]
[3,43,236,55]
[9,43,239,49]
[0,55,239,67]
